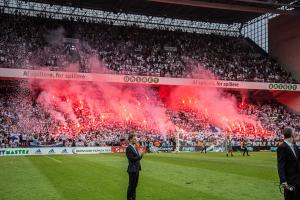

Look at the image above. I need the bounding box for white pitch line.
[45,156,62,163]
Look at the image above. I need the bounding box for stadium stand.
[0,88,299,149]
[0,13,297,83]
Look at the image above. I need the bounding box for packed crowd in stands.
[0,13,298,83]
[1,13,299,150]
[0,88,299,149]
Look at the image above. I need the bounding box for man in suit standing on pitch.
[126,134,144,200]
[277,128,300,200]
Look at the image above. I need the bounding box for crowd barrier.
[0,145,294,156]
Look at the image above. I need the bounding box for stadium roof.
[27,0,300,24]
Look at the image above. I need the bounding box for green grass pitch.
[0,152,282,200]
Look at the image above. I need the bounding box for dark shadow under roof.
[24,0,300,24]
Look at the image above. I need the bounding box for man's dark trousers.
[127,172,139,200]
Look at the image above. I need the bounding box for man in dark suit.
[277,128,300,200]
[126,134,144,200]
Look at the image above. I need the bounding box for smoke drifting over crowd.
[25,62,261,137]
[14,28,264,137]
[29,79,173,135]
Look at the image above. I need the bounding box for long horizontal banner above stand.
[0,68,299,91]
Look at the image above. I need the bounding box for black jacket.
[277,141,300,184]
[126,145,143,173]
